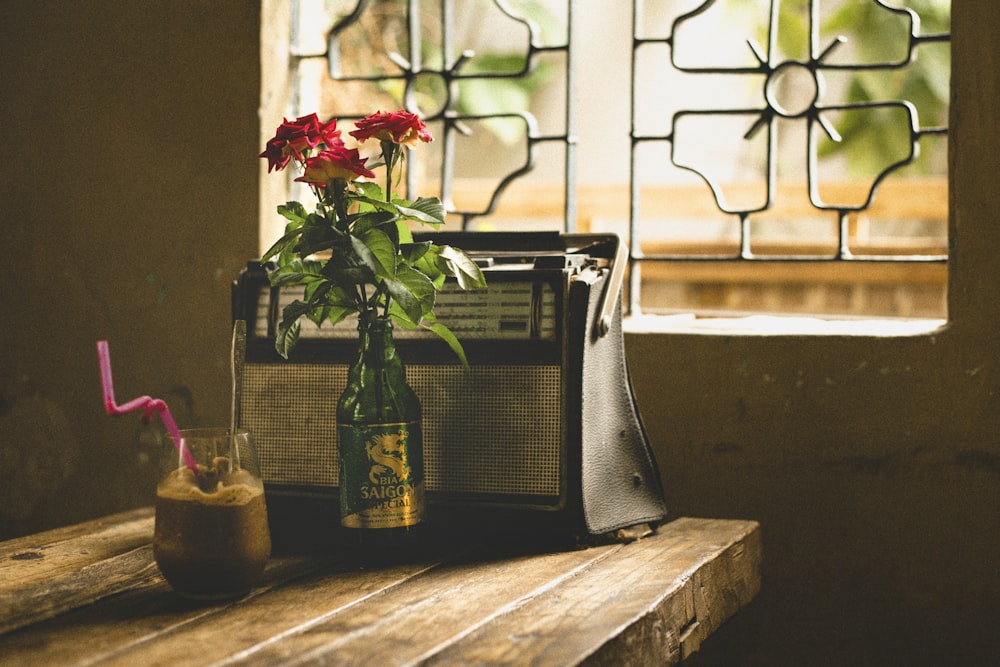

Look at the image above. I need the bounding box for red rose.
[294,145,377,186]
[260,113,342,172]
[349,110,433,148]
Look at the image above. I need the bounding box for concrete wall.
[0,2,259,536]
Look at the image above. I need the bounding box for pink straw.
[96,340,199,474]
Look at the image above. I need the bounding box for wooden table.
[0,509,760,666]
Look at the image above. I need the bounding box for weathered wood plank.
[1,540,619,666]
[0,507,153,561]
[0,555,426,667]
[0,544,160,637]
[586,518,763,665]
[222,545,622,666]
[422,518,761,666]
[0,516,760,666]
[37,544,621,666]
[0,508,157,634]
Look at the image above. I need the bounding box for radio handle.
[596,236,627,338]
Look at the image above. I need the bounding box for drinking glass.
[152,428,271,600]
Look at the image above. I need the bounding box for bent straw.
[96,340,199,475]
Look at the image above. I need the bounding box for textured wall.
[0,1,260,538]
[627,4,1000,664]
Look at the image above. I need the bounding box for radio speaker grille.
[242,363,563,499]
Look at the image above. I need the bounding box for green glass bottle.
[337,314,424,560]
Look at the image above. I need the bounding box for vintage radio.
[232,232,666,544]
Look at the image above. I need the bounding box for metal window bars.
[287,0,950,316]
[290,0,577,230]
[628,0,949,314]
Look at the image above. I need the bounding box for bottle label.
[338,421,424,529]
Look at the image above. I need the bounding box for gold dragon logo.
[365,431,410,484]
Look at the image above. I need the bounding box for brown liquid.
[153,466,271,600]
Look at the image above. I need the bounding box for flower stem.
[331,179,351,231]
[381,140,397,203]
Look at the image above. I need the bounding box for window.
[261,0,950,328]
[627,0,950,322]
[262,0,576,245]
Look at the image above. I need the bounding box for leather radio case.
[233,232,667,546]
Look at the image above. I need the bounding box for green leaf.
[400,241,432,264]
[323,304,354,329]
[322,253,374,293]
[305,281,360,326]
[425,321,469,368]
[382,262,436,325]
[270,271,320,287]
[351,210,397,236]
[352,228,396,280]
[388,306,419,330]
[296,213,338,257]
[353,181,385,202]
[396,221,414,245]
[393,196,446,225]
[303,281,336,325]
[261,227,303,264]
[438,245,487,290]
[268,258,325,286]
[409,244,447,289]
[277,201,308,224]
[348,194,444,226]
[395,263,437,317]
[320,282,356,307]
[306,306,328,326]
[281,299,314,321]
[303,277,331,303]
[350,195,400,216]
[386,299,470,366]
[274,316,302,359]
[382,275,424,324]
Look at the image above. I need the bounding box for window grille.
[280,0,950,319]
[628,0,950,317]
[288,0,577,230]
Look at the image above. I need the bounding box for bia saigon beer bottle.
[337,314,424,561]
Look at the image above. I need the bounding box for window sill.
[623,313,948,337]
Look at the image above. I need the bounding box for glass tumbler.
[152,428,271,600]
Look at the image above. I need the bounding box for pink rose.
[349,110,433,148]
[260,113,342,172]
[294,145,377,186]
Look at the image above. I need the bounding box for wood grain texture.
[0,515,760,666]
[423,517,761,666]
[0,508,157,634]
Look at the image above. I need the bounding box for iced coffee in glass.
[153,428,271,600]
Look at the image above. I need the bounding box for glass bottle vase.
[337,314,424,559]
